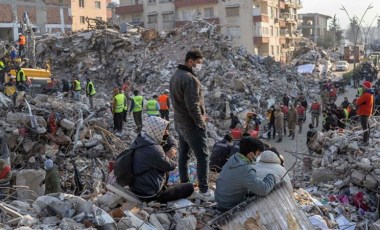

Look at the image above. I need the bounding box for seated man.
[209,134,234,172]
[130,116,194,203]
[215,137,275,211]
[253,149,292,191]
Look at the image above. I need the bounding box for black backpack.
[114,148,137,187]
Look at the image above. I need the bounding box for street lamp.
[340,3,374,69]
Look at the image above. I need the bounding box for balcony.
[115,4,143,15]
[279,0,285,9]
[278,18,286,28]
[174,0,218,8]
[253,15,269,23]
[279,37,286,44]
[254,36,269,45]
[175,17,219,27]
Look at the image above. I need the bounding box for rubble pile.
[292,122,380,229]
[34,20,313,132]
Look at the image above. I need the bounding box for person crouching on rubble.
[130,116,194,203]
[209,134,234,173]
[253,147,292,191]
[40,159,61,194]
[215,137,275,212]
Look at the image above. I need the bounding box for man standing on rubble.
[72,77,81,101]
[215,137,275,211]
[280,103,288,135]
[310,99,321,127]
[86,77,96,109]
[296,103,305,133]
[282,94,290,107]
[113,88,125,133]
[356,81,374,145]
[158,90,170,121]
[287,104,298,140]
[40,159,61,194]
[170,50,213,201]
[321,88,330,111]
[130,90,144,133]
[18,33,26,58]
[147,95,160,117]
[274,106,284,143]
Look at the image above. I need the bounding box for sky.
[299,0,380,30]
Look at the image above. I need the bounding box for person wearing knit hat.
[40,159,61,194]
[356,80,374,145]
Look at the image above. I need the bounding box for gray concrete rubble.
[0,19,377,229]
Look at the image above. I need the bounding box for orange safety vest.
[311,103,320,111]
[158,94,169,110]
[19,35,26,45]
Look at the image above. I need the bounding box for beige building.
[116,0,302,62]
[71,0,108,31]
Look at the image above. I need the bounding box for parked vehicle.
[335,61,350,71]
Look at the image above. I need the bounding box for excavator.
[4,12,52,91]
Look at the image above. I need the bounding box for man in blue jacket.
[215,137,275,211]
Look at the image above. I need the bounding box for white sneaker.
[199,190,215,202]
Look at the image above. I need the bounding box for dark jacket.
[131,134,177,197]
[44,166,61,194]
[209,140,233,172]
[170,65,206,129]
[215,153,275,210]
[306,129,316,145]
[283,96,290,106]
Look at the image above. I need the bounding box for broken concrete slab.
[60,119,75,130]
[175,215,197,230]
[16,169,46,201]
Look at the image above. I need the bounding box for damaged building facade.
[115,0,303,62]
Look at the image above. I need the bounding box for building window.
[132,15,141,23]
[162,13,173,22]
[79,0,84,7]
[80,16,85,24]
[95,1,101,9]
[182,10,192,20]
[148,0,156,4]
[271,46,274,56]
[96,17,102,21]
[270,26,273,36]
[148,14,158,23]
[159,0,172,3]
[226,7,239,17]
[204,8,214,19]
[226,26,240,38]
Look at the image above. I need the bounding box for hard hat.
[164,89,169,93]
[19,33,22,35]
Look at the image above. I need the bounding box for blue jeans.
[176,124,209,193]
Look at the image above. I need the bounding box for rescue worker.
[130,90,144,133]
[357,85,364,97]
[296,103,305,133]
[287,104,298,140]
[147,95,160,117]
[40,159,61,194]
[274,106,284,143]
[341,97,350,109]
[113,88,125,133]
[16,66,26,86]
[323,111,338,132]
[158,89,170,121]
[356,81,374,145]
[280,103,288,135]
[18,33,26,58]
[321,88,330,111]
[0,58,5,85]
[309,100,321,127]
[209,134,234,172]
[86,77,96,109]
[72,77,81,101]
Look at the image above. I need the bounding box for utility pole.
[340,3,374,69]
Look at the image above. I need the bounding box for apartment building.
[71,0,108,30]
[299,13,331,44]
[116,0,303,62]
[0,0,72,41]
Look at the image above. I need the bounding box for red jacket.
[297,106,305,115]
[356,92,374,116]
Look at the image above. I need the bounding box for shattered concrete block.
[60,119,75,130]
[357,162,373,171]
[363,174,378,190]
[16,169,46,201]
[118,211,157,230]
[175,215,197,230]
[149,214,165,230]
[45,144,59,156]
[311,168,338,183]
[42,216,60,225]
[22,141,36,153]
[33,195,75,218]
[153,213,171,229]
[96,191,124,209]
[351,170,365,185]
[6,112,47,128]
[11,200,31,212]
[19,215,38,227]
[59,218,85,230]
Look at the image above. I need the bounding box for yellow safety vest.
[132,95,143,112]
[74,80,81,91]
[0,61,4,70]
[114,94,125,113]
[86,81,96,96]
[123,95,128,111]
[358,87,363,96]
[16,69,26,82]
[147,99,159,116]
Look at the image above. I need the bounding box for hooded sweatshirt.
[130,116,177,197]
[215,153,275,210]
[253,151,292,191]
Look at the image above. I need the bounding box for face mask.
[193,63,202,72]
